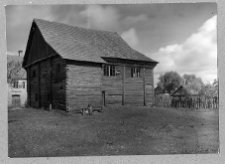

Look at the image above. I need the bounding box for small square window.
[103,65,116,77]
[13,81,19,88]
[18,82,23,88]
[131,67,140,78]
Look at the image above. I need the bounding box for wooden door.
[102,91,106,107]
[12,95,21,107]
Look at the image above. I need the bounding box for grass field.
[8,106,219,157]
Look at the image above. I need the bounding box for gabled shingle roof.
[29,19,157,64]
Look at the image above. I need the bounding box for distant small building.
[8,55,27,108]
[170,85,198,98]
[170,86,187,98]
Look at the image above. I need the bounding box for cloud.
[79,5,120,31]
[51,5,87,28]
[123,14,148,25]
[121,28,139,47]
[149,15,217,85]
[6,5,56,52]
[6,5,54,28]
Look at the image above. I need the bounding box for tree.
[212,78,218,97]
[157,71,182,94]
[199,81,218,98]
[183,74,197,85]
[7,60,22,85]
[182,74,204,95]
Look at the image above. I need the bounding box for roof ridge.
[33,18,117,36]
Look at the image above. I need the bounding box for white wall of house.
[8,80,27,108]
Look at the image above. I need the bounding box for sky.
[5,3,217,86]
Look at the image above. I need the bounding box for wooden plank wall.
[52,57,66,110]
[124,66,144,105]
[27,25,52,65]
[145,68,154,105]
[29,56,66,110]
[27,67,31,107]
[27,25,52,109]
[26,26,66,110]
[40,59,50,108]
[66,64,102,111]
[101,65,154,106]
[30,64,39,108]
[102,66,123,106]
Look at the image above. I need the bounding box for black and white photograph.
[6,3,218,157]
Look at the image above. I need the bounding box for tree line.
[157,71,218,98]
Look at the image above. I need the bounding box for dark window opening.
[23,82,25,88]
[13,81,19,88]
[103,65,116,76]
[131,67,141,78]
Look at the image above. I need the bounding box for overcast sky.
[5,3,217,85]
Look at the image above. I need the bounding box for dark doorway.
[12,95,21,107]
[102,91,106,107]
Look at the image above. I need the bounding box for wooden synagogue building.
[22,19,158,111]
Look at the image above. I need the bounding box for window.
[131,67,140,78]
[13,81,19,88]
[18,82,23,88]
[103,65,116,76]
[23,82,26,89]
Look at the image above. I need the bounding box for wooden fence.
[155,94,218,109]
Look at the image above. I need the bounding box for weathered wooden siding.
[102,66,123,105]
[30,64,39,108]
[145,68,154,105]
[27,25,53,66]
[124,66,144,105]
[52,57,66,110]
[26,25,66,110]
[66,63,102,111]
[27,67,31,106]
[101,65,154,106]
[28,56,66,110]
